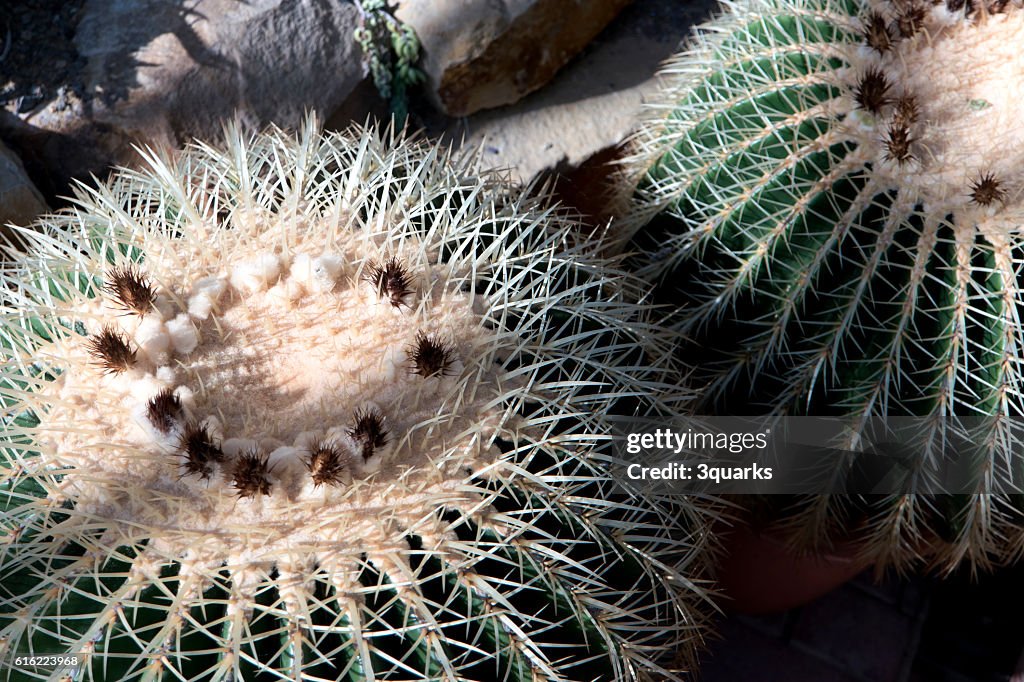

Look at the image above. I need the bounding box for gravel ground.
[0,0,87,115]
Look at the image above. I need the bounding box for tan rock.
[397,0,634,116]
[430,0,715,187]
[0,140,48,244]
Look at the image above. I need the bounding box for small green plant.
[620,0,1024,570]
[0,121,714,680]
[354,0,426,124]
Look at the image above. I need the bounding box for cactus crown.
[620,0,1024,569]
[844,0,1024,217]
[1,122,710,680]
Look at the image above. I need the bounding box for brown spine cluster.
[348,407,389,461]
[306,440,348,486]
[863,11,893,52]
[232,449,273,498]
[895,4,926,37]
[180,421,226,479]
[409,332,454,377]
[883,123,915,164]
[890,95,919,128]
[106,265,157,316]
[87,327,137,375]
[970,173,1007,206]
[147,388,183,434]
[854,68,890,114]
[365,256,414,308]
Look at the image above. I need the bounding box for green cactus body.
[622,0,1024,568]
[0,122,712,681]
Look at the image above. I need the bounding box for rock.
[0,140,49,244]
[424,0,718,194]
[1,110,141,208]
[13,0,369,196]
[396,0,634,117]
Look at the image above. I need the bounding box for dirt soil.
[1,0,88,116]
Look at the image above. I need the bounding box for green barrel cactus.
[620,0,1024,570]
[0,121,713,681]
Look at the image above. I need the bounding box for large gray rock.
[17,0,367,190]
[0,140,48,245]
[79,0,364,141]
[397,0,634,116]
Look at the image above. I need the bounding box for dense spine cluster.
[86,326,137,374]
[365,256,414,308]
[105,264,157,316]
[0,121,713,681]
[179,420,225,479]
[621,0,1024,570]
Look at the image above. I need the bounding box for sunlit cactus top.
[0,121,711,681]
[619,0,1024,569]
